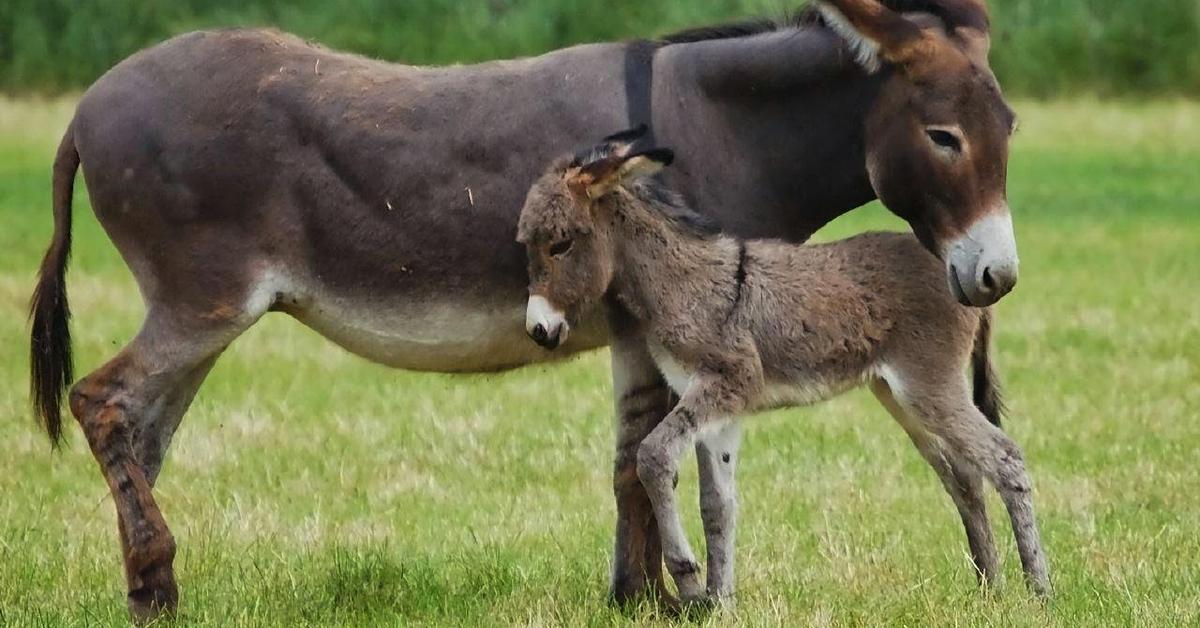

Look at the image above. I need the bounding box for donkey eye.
[549,239,574,257]
[926,129,963,153]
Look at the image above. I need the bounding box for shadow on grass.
[280,544,523,624]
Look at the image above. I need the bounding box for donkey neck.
[647,26,884,243]
[605,187,743,327]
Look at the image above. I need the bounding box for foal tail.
[30,123,79,448]
[971,310,1005,427]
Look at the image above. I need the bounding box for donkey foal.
[517,129,1049,603]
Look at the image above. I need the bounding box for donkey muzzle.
[526,295,569,350]
[947,210,1019,307]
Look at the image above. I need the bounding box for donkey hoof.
[128,594,177,626]
[127,574,178,625]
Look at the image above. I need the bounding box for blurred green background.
[2,0,1199,97]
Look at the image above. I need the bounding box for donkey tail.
[30,122,79,448]
[971,310,1005,427]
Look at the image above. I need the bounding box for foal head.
[517,128,673,349]
[817,0,1019,306]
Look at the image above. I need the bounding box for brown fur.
[519,138,1048,602]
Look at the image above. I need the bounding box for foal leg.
[871,380,999,586]
[608,317,673,605]
[638,371,751,603]
[70,303,259,622]
[946,409,1050,597]
[889,373,1050,597]
[695,422,742,602]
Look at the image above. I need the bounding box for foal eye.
[549,239,574,257]
[926,129,963,153]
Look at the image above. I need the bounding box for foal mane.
[625,179,722,239]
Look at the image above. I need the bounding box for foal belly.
[285,291,607,373]
[648,341,861,413]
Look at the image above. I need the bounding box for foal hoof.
[1028,577,1052,601]
[677,594,727,620]
[607,578,681,616]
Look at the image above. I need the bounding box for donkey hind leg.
[637,373,749,603]
[883,373,1050,597]
[870,380,1000,586]
[695,422,741,602]
[134,357,218,486]
[70,305,260,621]
[608,327,674,605]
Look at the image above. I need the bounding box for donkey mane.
[658,8,820,45]
[625,179,723,239]
[657,1,977,46]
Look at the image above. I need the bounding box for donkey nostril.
[531,324,548,343]
[981,266,997,292]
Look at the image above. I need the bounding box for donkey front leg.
[696,422,742,602]
[608,322,674,605]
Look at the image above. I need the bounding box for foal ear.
[814,0,933,73]
[616,148,674,182]
[567,156,623,200]
[567,148,674,200]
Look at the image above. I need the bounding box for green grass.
[2,0,1199,97]
[0,97,1198,626]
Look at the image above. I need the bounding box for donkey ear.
[814,0,931,73]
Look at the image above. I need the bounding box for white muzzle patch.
[525,294,570,348]
[946,209,1020,307]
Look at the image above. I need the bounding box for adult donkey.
[31,0,1019,620]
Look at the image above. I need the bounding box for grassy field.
[0,97,1197,626]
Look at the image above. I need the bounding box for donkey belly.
[284,287,608,373]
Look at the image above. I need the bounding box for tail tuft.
[30,124,78,448]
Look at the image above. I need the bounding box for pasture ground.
[0,98,1197,626]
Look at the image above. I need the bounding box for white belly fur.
[261,271,606,372]
[648,340,861,413]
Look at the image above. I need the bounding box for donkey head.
[517,127,672,349]
[817,0,1018,306]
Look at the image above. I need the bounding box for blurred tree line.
[1,0,1197,97]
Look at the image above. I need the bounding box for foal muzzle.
[526,295,569,349]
